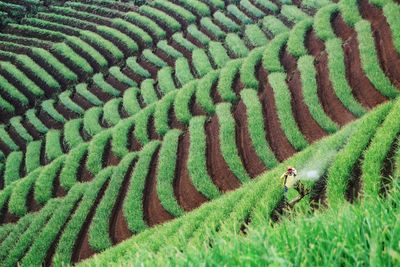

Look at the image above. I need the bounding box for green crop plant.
[141,79,159,105]
[192,49,213,77]
[134,105,156,146]
[225,33,249,58]
[41,99,66,123]
[383,3,400,54]
[109,66,136,87]
[287,19,313,58]
[338,0,362,27]
[2,200,59,267]
[93,73,120,97]
[314,4,339,41]
[157,40,183,59]
[325,38,366,117]
[143,49,168,68]
[98,26,139,55]
[139,6,181,32]
[253,0,278,13]
[8,169,37,216]
[281,5,310,22]
[20,184,84,266]
[4,151,23,186]
[0,73,29,106]
[124,141,160,233]
[75,83,103,106]
[368,0,393,8]
[80,30,124,62]
[83,107,103,137]
[216,103,250,183]
[188,116,221,199]
[0,96,14,113]
[7,24,64,41]
[201,18,226,40]
[154,91,178,136]
[361,98,400,198]
[355,20,398,99]
[240,89,278,168]
[174,82,197,124]
[60,143,89,190]
[240,46,264,89]
[172,33,198,52]
[156,129,185,217]
[298,55,339,133]
[65,36,108,69]
[195,70,219,115]
[126,56,151,79]
[227,5,252,24]
[86,130,112,176]
[244,25,268,47]
[26,109,48,134]
[59,91,84,115]
[0,62,44,97]
[217,59,242,102]
[153,0,196,24]
[122,87,141,116]
[176,0,211,17]
[262,33,288,73]
[10,116,32,142]
[175,57,194,86]
[103,98,122,126]
[157,67,177,95]
[240,0,264,18]
[125,11,167,40]
[326,102,393,208]
[53,168,112,266]
[262,16,289,36]
[112,18,153,47]
[0,125,18,151]
[25,140,42,173]
[112,117,135,158]
[208,41,230,68]
[32,47,78,83]
[52,42,93,75]
[269,72,308,150]
[64,119,84,150]
[34,156,66,204]
[213,11,241,32]
[301,0,331,9]
[45,129,64,162]
[187,25,211,46]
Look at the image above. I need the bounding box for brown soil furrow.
[233,100,266,177]
[27,187,41,213]
[54,102,79,121]
[54,169,68,198]
[345,158,362,203]
[7,126,27,152]
[306,30,355,125]
[359,0,400,88]
[71,180,109,263]
[205,115,241,192]
[175,133,208,211]
[309,174,328,210]
[106,75,128,92]
[380,136,399,196]
[143,148,175,226]
[334,14,387,108]
[281,49,327,142]
[257,66,296,161]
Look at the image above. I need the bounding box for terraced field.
[0,0,399,266]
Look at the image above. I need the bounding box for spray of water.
[297,149,338,181]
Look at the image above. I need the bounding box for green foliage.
[298,55,339,133]
[34,156,66,204]
[240,89,278,168]
[158,67,177,95]
[174,82,197,124]
[45,129,64,162]
[60,143,88,190]
[124,141,160,233]
[314,4,339,41]
[244,24,268,47]
[187,25,211,46]
[65,36,108,69]
[268,72,308,150]
[383,3,400,54]
[126,56,151,79]
[217,59,242,102]
[227,5,252,24]
[0,125,18,151]
[157,40,183,59]
[4,151,23,187]
[0,95,14,113]
[93,73,120,97]
[122,87,141,116]
[175,57,194,86]
[326,103,393,208]
[64,118,84,150]
[25,140,42,173]
[26,109,48,134]
[154,91,177,136]
[172,32,198,52]
[0,73,29,106]
[216,103,250,183]
[86,130,112,176]
[10,116,32,142]
[287,19,313,58]
[125,11,166,40]
[195,70,219,114]
[338,0,362,27]
[83,107,103,137]
[325,38,366,117]
[42,99,66,123]
[103,98,122,126]
[109,66,136,87]
[213,11,240,32]
[192,49,212,77]
[153,0,196,24]
[200,18,226,40]
[281,5,310,23]
[59,91,84,115]
[240,0,264,18]
[139,6,181,32]
[134,105,156,145]
[141,79,159,105]
[176,0,211,17]
[143,49,168,68]
[112,18,152,48]
[355,20,398,99]
[188,116,221,199]
[52,42,93,75]
[240,46,264,89]
[112,117,135,158]
[262,33,288,73]
[80,30,124,61]
[208,41,230,68]
[75,83,103,106]
[156,129,185,216]
[225,33,249,58]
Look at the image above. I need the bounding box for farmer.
[280,166,307,197]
